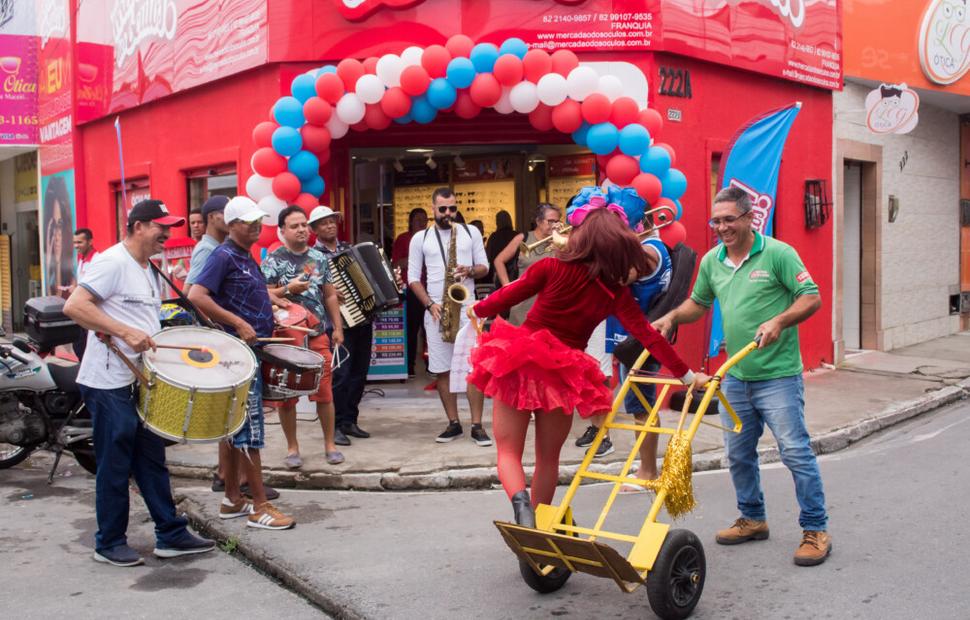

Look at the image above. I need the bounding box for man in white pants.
[408,187,492,446]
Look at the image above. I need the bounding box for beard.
[436,216,452,229]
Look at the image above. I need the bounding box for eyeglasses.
[437,206,458,214]
[708,213,750,228]
[543,219,560,224]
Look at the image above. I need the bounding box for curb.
[171,381,970,492]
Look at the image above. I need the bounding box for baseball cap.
[308,205,342,225]
[201,195,230,219]
[224,196,267,224]
[128,199,185,227]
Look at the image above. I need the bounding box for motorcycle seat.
[49,363,80,394]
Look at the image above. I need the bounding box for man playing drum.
[188,197,296,531]
[262,205,345,467]
[64,199,216,566]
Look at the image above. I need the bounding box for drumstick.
[156,344,208,352]
[257,337,295,342]
[277,324,314,333]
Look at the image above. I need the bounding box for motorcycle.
[0,331,96,482]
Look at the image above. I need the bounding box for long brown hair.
[558,208,651,285]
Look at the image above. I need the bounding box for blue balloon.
[470,42,500,73]
[674,199,684,221]
[586,122,619,155]
[411,96,437,124]
[393,113,413,125]
[318,65,337,75]
[271,126,302,157]
[426,78,457,110]
[287,150,320,181]
[661,168,688,201]
[301,175,325,197]
[446,57,476,89]
[273,96,305,128]
[618,123,651,157]
[571,123,591,146]
[290,74,316,103]
[498,37,528,59]
[640,146,672,177]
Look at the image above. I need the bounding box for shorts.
[272,327,333,406]
[585,320,612,378]
[619,357,661,415]
[424,309,470,374]
[232,372,265,450]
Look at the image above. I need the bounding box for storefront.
[72,0,840,373]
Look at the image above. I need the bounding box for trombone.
[519,204,677,257]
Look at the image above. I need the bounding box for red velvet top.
[474,257,690,377]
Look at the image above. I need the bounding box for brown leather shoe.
[794,530,832,566]
[715,517,770,545]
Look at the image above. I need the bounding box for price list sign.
[367,306,407,380]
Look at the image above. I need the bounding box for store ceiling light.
[406,148,434,153]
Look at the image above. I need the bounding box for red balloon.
[522,49,552,83]
[303,97,332,126]
[551,99,583,133]
[638,108,663,140]
[350,120,369,132]
[469,73,501,107]
[294,192,319,213]
[653,198,678,225]
[267,240,283,253]
[301,125,332,154]
[454,91,482,119]
[632,173,662,205]
[257,224,277,247]
[422,44,452,78]
[655,142,677,167]
[529,104,554,131]
[363,56,379,74]
[550,49,579,77]
[317,149,331,166]
[272,172,302,202]
[445,34,475,58]
[605,154,639,186]
[400,65,431,96]
[252,121,278,148]
[493,54,524,86]
[659,220,687,247]
[581,93,612,124]
[610,97,639,128]
[381,86,412,118]
[252,147,287,177]
[364,103,392,130]
[337,58,365,91]
[315,73,345,104]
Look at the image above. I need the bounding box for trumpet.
[446,283,470,304]
[519,204,677,257]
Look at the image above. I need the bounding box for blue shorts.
[619,357,661,415]
[232,373,265,450]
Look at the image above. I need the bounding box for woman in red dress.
[469,207,709,526]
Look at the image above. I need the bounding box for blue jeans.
[232,373,265,450]
[619,357,660,415]
[80,384,188,553]
[718,375,828,531]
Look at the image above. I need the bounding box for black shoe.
[241,483,280,501]
[211,473,225,492]
[334,428,352,446]
[470,424,493,447]
[93,544,144,567]
[342,423,371,439]
[435,421,463,443]
[575,425,599,448]
[511,490,535,528]
[153,531,216,558]
[590,435,615,458]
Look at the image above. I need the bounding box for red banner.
[38,0,74,175]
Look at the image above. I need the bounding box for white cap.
[308,205,342,225]
[224,196,266,224]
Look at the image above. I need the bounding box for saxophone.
[439,226,467,343]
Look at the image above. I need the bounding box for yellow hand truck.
[494,339,760,620]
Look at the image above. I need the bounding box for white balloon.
[258,195,286,223]
[597,75,624,102]
[493,87,514,114]
[246,174,273,202]
[327,116,349,139]
[355,74,385,104]
[536,73,568,106]
[336,92,366,125]
[566,66,599,101]
[401,46,424,67]
[376,54,404,87]
[509,81,539,114]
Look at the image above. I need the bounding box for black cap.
[201,195,230,220]
[129,199,185,227]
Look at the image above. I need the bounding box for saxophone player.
[408,187,492,446]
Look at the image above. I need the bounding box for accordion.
[328,242,402,327]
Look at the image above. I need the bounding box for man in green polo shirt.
[653,186,830,566]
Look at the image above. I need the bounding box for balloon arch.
[245,34,688,249]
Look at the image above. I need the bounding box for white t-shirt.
[76,242,162,389]
[407,224,487,304]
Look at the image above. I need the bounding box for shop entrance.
[839,156,879,355]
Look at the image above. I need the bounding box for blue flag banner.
[708,103,801,358]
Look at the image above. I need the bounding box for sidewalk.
[166,332,970,490]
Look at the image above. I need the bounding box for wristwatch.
[426,301,435,309]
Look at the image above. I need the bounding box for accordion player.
[328,242,402,327]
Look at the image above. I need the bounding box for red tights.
[492,398,574,507]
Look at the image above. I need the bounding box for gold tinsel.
[642,433,695,519]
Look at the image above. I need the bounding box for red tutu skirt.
[467,318,612,418]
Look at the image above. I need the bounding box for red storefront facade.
[70,0,841,373]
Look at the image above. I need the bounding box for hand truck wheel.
[517,516,576,593]
[646,529,706,620]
